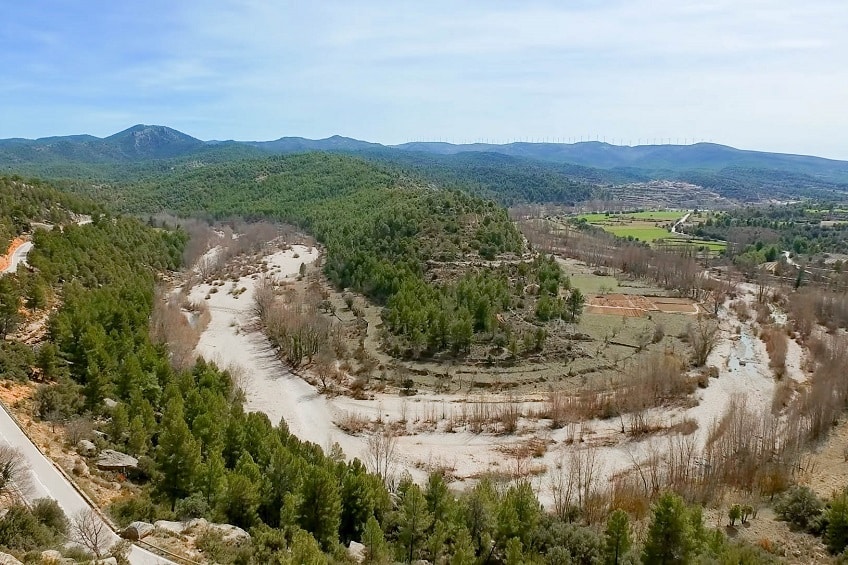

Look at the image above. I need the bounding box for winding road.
[1,241,33,274]
[0,403,174,564]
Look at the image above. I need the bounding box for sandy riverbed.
[189,246,782,504]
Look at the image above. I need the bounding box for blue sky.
[1,1,846,158]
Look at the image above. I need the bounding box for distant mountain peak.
[104,124,202,159]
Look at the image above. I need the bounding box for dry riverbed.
[187,243,788,507]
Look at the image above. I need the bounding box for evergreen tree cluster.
[0,176,94,250]
[1,175,776,562]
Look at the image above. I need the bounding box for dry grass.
[334,411,371,435]
[761,325,788,379]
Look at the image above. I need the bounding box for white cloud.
[1,0,847,157]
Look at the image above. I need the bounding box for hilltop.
[3,126,848,203]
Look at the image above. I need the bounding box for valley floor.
[185,242,800,512]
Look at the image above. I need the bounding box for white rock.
[76,439,96,457]
[121,521,154,540]
[154,520,187,535]
[347,541,365,562]
[0,551,22,565]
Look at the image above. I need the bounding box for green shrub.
[31,498,68,535]
[0,505,56,550]
[774,486,823,531]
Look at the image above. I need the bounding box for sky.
[1,1,846,159]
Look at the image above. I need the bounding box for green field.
[569,209,726,252]
[659,237,727,252]
[577,210,684,223]
[605,225,671,242]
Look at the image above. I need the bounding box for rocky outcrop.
[121,520,154,540]
[76,439,96,457]
[95,449,138,472]
[0,551,23,565]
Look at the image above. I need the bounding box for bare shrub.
[65,417,94,446]
[549,454,579,521]
[688,315,720,366]
[702,396,792,495]
[789,335,848,444]
[262,285,339,368]
[251,276,276,320]
[150,288,205,370]
[71,508,111,558]
[621,351,692,412]
[705,278,735,315]
[610,474,651,519]
[547,390,568,429]
[771,379,795,414]
[364,427,398,485]
[0,446,32,501]
[761,325,788,379]
[498,395,521,434]
[336,411,370,434]
[570,444,601,515]
[731,300,750,322]
[651,323,665,344]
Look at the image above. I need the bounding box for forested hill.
[394,140,848,184]
[349,149,642,205]
[0,176,96,249]
[4,125,848,203]
[72,150,522,302]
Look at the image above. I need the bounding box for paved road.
[1,241,33,273]
[0,404,174,564]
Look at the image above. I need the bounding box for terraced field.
[574,210,727,253]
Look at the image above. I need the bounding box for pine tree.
[567,288,585,321]
[425,472,452,523]
[397,483,433,564]
[826,491,848,555]
[126,415,149,456]
[450,528,476,565]
[198,450,227,508]
[642,492,693,565]
[299,465,341,551]
[36,342,62,380]
[155,398,201,508]
[286,528,329,565]
[109,403,129,445]
[340,460,376,544]
[504,537,523,565]
[604,509,631,565]
[82,361,109,412]
[0,277,20,339]
[361,516,390,565]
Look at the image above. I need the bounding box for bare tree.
[688,315,720,366]
[364,427,398,486]
[252,276,276,321]
[64,416,94,446]
[570,443,600,510]
[705,278,735,315]
[549,453,578,521]
[72,508,111,558]
[0,446,32,501]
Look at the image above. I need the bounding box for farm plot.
[587,293,701,317]
[576,210,682,243]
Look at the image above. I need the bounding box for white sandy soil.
[190,247,782,505]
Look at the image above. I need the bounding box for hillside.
[3,126,848,203]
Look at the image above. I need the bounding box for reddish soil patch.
[0,237,26,272]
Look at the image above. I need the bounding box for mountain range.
[2,124,848,201]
